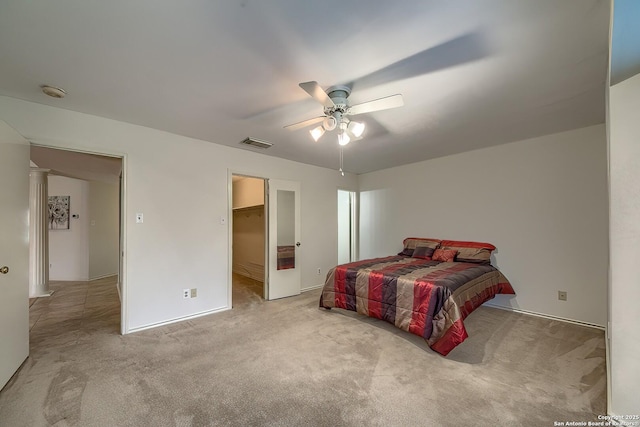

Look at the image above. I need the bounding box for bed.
[319,238,515,356]
[277,245,295,270]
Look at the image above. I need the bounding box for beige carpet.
[0,275,606,426]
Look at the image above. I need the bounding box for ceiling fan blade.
[299,81,335,109]
[283,116,325,131]
[347,94,404,116]
[348,32,489,91]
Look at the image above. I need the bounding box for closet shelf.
[232,204,264,212]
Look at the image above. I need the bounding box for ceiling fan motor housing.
[325,85,351,114]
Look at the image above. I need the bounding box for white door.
[0,120,30,389]
[267,179,300,300]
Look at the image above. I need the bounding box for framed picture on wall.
[48,195,70,230]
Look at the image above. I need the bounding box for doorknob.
[0,266,8,274]
[296,242,301,247]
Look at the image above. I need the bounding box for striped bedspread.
[319,256,515,355]
[277,245,295,270]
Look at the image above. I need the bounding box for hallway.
[29,276,121,350]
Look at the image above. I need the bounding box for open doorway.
[231,175,267,305]
[337,189,357,264]
[29,145,125,335]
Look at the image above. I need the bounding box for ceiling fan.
[284,81,404,146]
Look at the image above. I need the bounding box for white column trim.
[29,168,52,297]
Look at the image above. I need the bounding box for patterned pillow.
[439,240,496,264]
[411,240,440,260]
[432,248,458,262]
[399,237,441,257]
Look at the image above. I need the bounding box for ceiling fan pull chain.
[339,146,344,176]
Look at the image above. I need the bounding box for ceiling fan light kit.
[285,81,404,172]
[322,115,337,131]
[347,120,365,138]
[338,131,351,146]
[310,126,325,142]
[336,121,349,146]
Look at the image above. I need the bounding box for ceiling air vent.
[240,137,272,149]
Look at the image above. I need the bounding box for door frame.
[30,143,128,334]
[227,170,269,307]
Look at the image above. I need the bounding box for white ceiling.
[30,146,122,184]
[0,0,610,174]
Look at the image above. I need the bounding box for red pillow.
[432,248,458,262]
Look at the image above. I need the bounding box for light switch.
[136,213,144,223]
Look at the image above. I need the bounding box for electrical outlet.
[558,291,567,301]
[183,289,190,299]
[190,288,197,298]
[317,268,321,275]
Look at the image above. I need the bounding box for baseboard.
[301,283,323,293]
[483,302,605,330]
[125,306,231,334]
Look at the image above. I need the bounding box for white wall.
[48,175,90,281]
[358,125,608,326]
[608,72,640,415]
[0,96,358,332]
[89,180,119,280]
